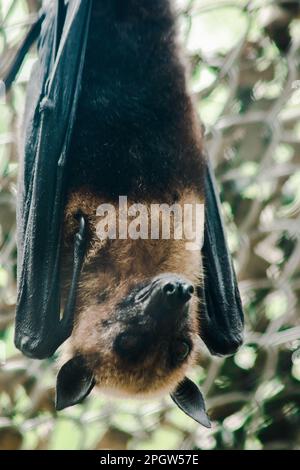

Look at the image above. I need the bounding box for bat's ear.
[170,377,211,428]
[55,356,95,411]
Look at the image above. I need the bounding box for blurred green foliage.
[0,0,300,450]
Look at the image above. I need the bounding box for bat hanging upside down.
[61,0,206,410]
[3,0,244,427]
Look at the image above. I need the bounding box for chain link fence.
[0,0,300,450]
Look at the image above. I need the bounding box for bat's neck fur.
[68,0,204,200]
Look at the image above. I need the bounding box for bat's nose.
[156,276,194,323]
[162,279,194,304]
[143,274,194,322]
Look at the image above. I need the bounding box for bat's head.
[56,273,200,411]
[57,189,203,411]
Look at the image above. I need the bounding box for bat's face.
[74,274,198,395]
[57,189,203,410]
[111,274,196,386]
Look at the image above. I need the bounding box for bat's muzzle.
[162,278,194,303]
[144,275,194,323]
[113,274,195,366]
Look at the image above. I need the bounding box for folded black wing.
[200,161,244,356]
[14,0,92,359]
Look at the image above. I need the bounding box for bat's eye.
[174,340,191,362]
[114,331,150,363]
[118,334,139,352]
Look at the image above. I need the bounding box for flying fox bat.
[3,0,244,427]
